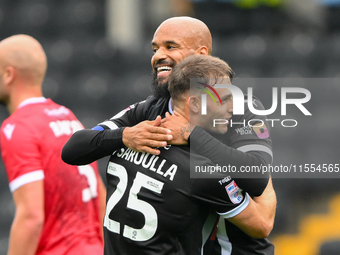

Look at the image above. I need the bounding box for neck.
[173,104,198,136]
[8,83,43,114]
[173,104,190,122]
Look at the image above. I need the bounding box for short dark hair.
[168,55,235,103]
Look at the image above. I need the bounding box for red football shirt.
[1,98,103,255]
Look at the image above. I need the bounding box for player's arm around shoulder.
[190,164,271,239]
[62,99,149,165]
[115,96,173,154]
[8,180,44,255]
[227,178,276,239]
[122,115,173,155]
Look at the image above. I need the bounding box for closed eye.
[222,95,233,103]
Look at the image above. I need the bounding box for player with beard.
[62,17,275,254]
[98,54,274,255]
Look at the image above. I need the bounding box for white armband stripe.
[237,144,273,160]
[98,121,119,130]
[219,193,250,219]
[9,170,45,192]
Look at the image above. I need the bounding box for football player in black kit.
[62,17,276,255]
[65,54,273,254]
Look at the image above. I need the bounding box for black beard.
[151,71,170,99]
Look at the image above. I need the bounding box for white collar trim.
[18,97,47,109]
[168,98,174,115]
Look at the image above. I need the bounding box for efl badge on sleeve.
[225,180,244,204]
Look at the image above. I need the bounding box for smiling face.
[150,17,211,98]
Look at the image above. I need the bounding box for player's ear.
[195,46,208,55]
[189,95,200,113]
[3,66,15,86]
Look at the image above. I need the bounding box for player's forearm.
[8,214,43,255]
[231,180,276,239]
[253,178,276,225]
[228,197,273,239]
[62,128,125,165]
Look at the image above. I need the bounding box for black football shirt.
[103,144,249,255]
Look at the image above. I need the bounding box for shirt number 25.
[104,162,164,241]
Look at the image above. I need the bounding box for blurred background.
[0,0,339,254]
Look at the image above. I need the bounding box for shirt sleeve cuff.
[9,170,45,192]
[218,193,250,219]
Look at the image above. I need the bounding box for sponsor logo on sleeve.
[253,123,270,139]
[3,124,15,140]
[225,180,244,204]
[235,125,253,136]
[112,106,131,119]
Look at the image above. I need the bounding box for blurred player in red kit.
[0,34,106,255]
